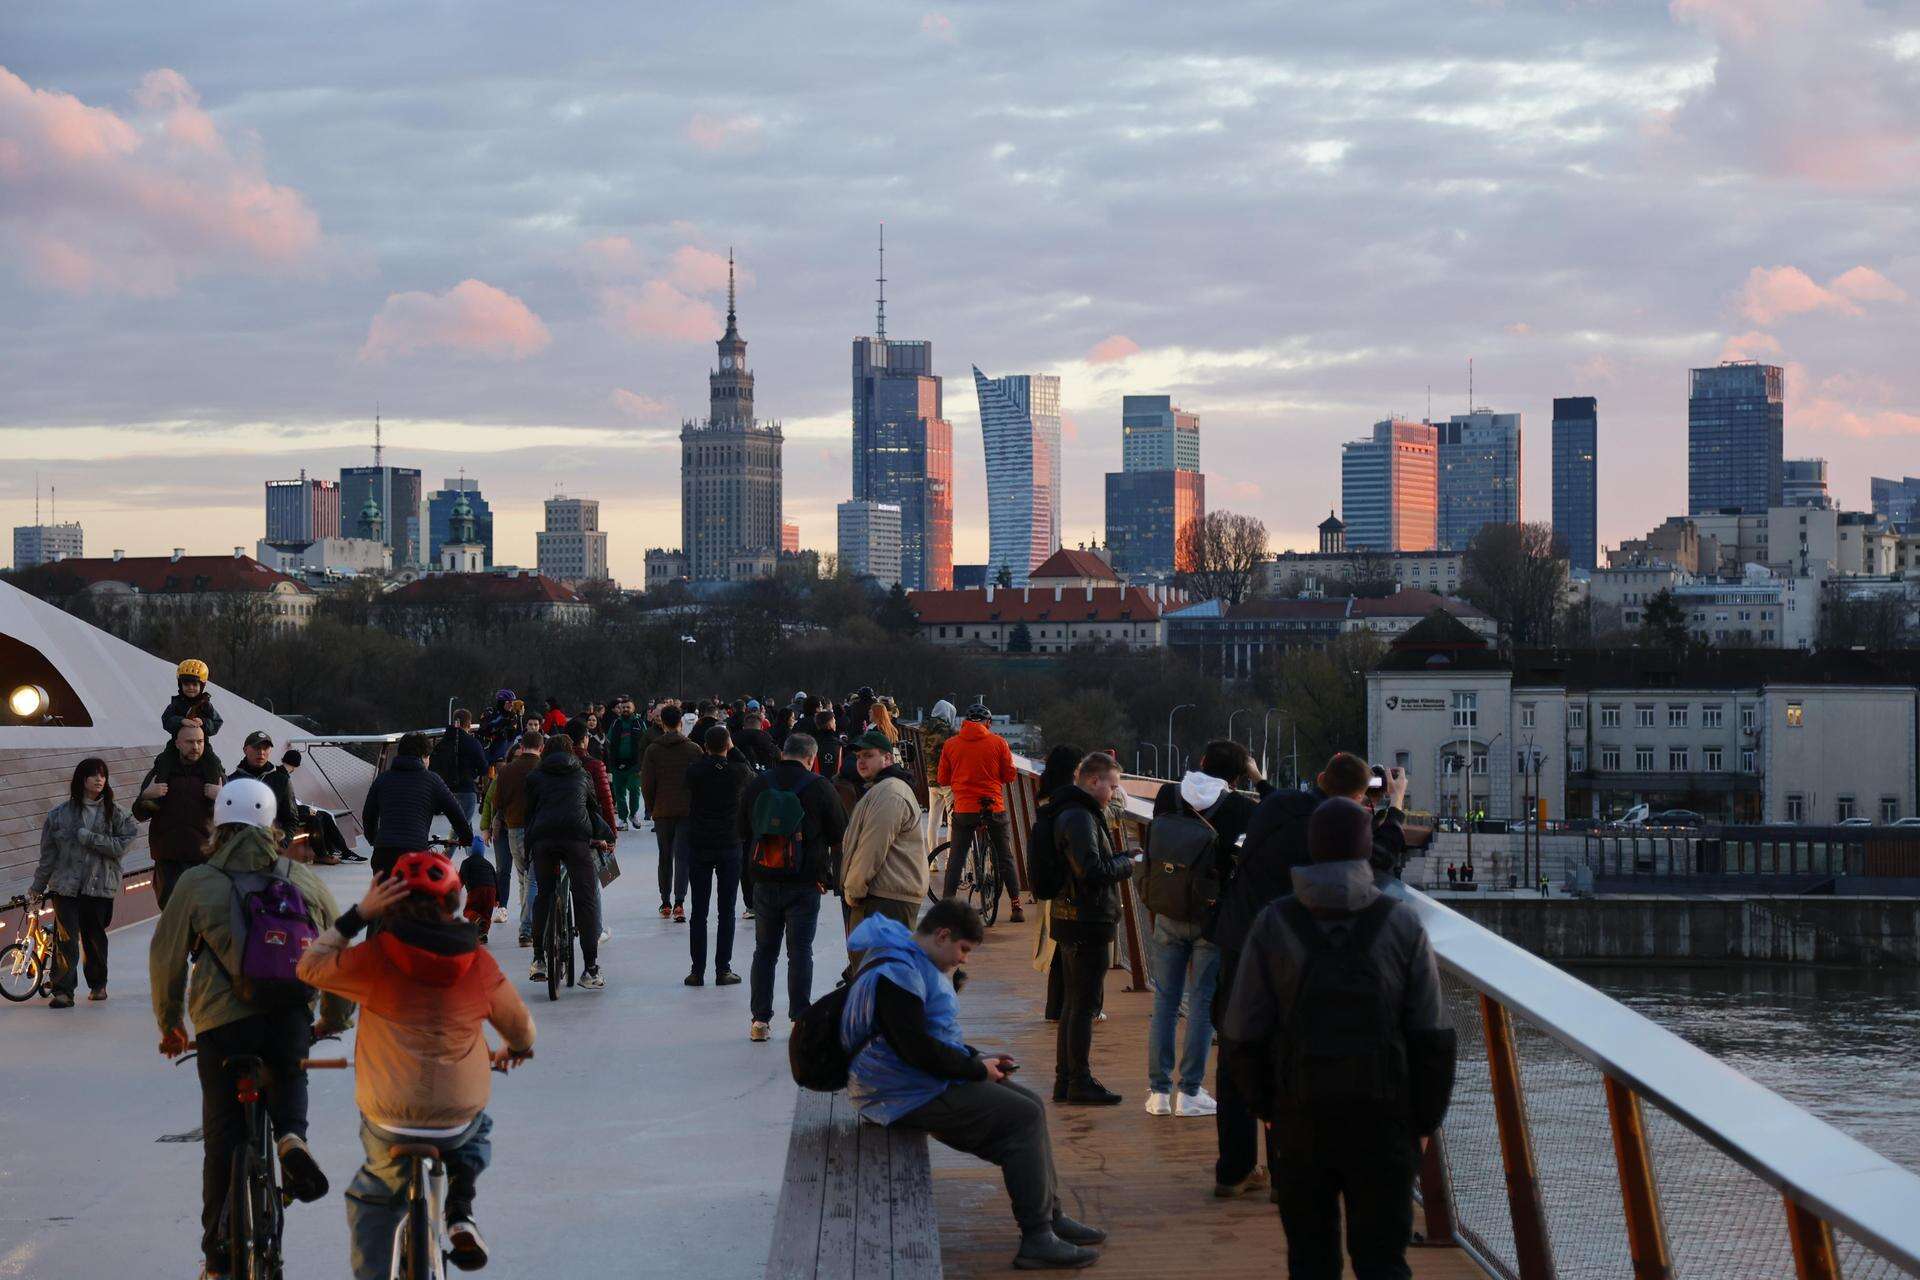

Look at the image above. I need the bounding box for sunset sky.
[5,1,1918,581]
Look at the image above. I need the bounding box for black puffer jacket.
[686,751,754,849]
[1048,784,1136,942]
[523,751,614,849]
[1212,787,1409,953]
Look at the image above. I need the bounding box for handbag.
[594,844,622,888]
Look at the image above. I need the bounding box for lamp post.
[1260,707,1280,782]
[1168,703,1195,778]
[1136,741,1159,778]
[1228,707,1250,749]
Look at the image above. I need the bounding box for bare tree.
[1461,522,1568,644]
[1176,510,1269,606]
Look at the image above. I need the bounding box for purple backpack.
[218,860,319,1007]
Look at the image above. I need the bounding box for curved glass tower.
[971,367,1061,586]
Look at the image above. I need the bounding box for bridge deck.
[930,918,1482,1279]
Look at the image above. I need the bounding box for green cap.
[852,730,895,754]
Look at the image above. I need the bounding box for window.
[1452,691,1478,729]
[1520,703,1536,729]
[1568,706,1585,729]
[1742,749,1756,773]
[1837,796,1856,822]
[1517,751,1528,772]
[1601,705,1621,728]
[1702,705,1723,728]
[1395,751,1410,771]
[1668,706,1689,728]
[1787,794,1805,823]
[1669,748,1690,772]
[1471,751,1487,774]
[1635,747,1655,772]
[1600,747,1621,771]
[1741,706,1756,733]
[1570,747,1586,771]
[1703,747,1723,771]
[1786,702,1804,727]
[1635,705,1656,728]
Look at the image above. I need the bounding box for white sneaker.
[1176,1087,1219,1117]
[491,907,508,925]
[529,958,547,982]
[580,966,605,990]
[616,819,629,831]
[599,927,613,945]
[1095,1011,1108,1022]
[1145,1091,1173,1117]
[749,1021,770,1042]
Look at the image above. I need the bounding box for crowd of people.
[27,657,1457,1278]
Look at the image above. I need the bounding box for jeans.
[345,1113,492,1280]
[655,817,684,906]
[531,842,600,971]
[1054,936,1110,1086]
[1214,943,1277,1185]
[1147,916,1220,1095]
[612,767,642,825]
[195,1008,312,1270]
[453,789,478,826]
[48,893,113,997]
[1273,1114,1418,1280]
[943,809,1021,910]
[687,843,742,975]
[749,881,822,1023]
[508,829,533,938]
[894,1080,1060,1233]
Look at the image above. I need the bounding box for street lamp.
[1168,703,1195,778]
[1227,707,1250,748]
[1136,741,1159,777]
[1260,707,1280,781]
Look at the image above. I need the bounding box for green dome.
[359,496,382,520]
[450,493,473,519]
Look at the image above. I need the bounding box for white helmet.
[216,777,278,830]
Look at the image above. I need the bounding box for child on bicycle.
[297,851,534,1277]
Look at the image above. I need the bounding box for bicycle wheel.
[0,942,39,1002]
[925,841,951,903]
[546,873,568,1002]
[561,880,577,989]
[975,837,1001,926]
[227,1147,256,1280]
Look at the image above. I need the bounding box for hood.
[656,730,688,746]
[930,700,956,726]
[1179,771,1229,813]
[847,911,920,959]
[390,756,426,774]
[1290,859,1381,915]
[374,915,480,987]
[538,752,583,777]
[209,824,285,872]
[956,721,991,743]
[877,764,915,787]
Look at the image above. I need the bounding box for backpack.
[1025,800,1067,900]
[430,731,475,791]
[1275,897,1407,1113]
[789,957,888,1092]
[1141,810,1220,924]
[212,860,320,1008]
[749,779,808,878]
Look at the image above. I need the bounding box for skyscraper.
[682,251,784,582]
[1340,420,1437,552]
[851,235,953,590]
[972,367,1061,586]
[1782,458,1833,510]
[1871,476,1920,531]
[426,477,494,568]
[1688,361,1783,515]
[1105,395,1204,580]
[1551,397,1597,574]
[1436,410,1523,550]
[537,495,609,584]
[837,500,903,588]
[265,471,340,544]
[340,465,424,568]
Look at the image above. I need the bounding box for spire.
[725,246,738,335]
[374,405,383,469]
[876,222,887,341]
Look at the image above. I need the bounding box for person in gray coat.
[32,758,139,1007]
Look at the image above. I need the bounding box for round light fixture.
[8,685,48,719]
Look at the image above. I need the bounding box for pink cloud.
[1060,414,1081,444]
[1504,321,1533,336]
[667,245,733,292]
[1231,480,1262,499]
[1086,334,1141,364]
[582,236,734,344]
[580,235,644,278]
[1718,329,1783,361]
[0,65,321,296]
[1829,265,1907,305]
[599,280,719,343]
[359,279,551,363]
[1735,264,1907,324]
[921,13,956,40]
[686,112,762,151]
[609,388,672,421]
[1573,354,1618,384]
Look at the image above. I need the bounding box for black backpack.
[1276,897,1408,1113]
[1024,800,1067,900]
[1141,810,1220,923]
[789,957,887,1092]
[430,730,475,791]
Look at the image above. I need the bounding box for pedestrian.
[869,700,900,744]
[133,722,223,908]
[843,899,1108,1270]
[483,730,543,946]
[769,706,795,751]
[1031,745,1081,1024]
[605,695,646,830]
[1462,858,1474,883]
[360,732,476,877]
[690,700,721,749]
[522,735,613,990]
[1538,874,1549,898]
[839,729,929,962]
[811,707,843,779]
[1040,752,1135,1106]
[429,711,490,826]
[937,702,1023,924]
[279,749,352,864]
[640,702,701,922]
[1220,797,1457,1280]
[540,697,569,735]
[682,725,753,987]
[738,731,847,1039]
[32,757,138,1006]
[1446,862,1457,886]
[921,700,959,849]
[735,701,780,769]
[479,688,520,765]
[231,729,298,840]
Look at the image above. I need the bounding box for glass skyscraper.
[852,337,952,589]
[1106,395,1203,580]
[340,465,424,567]
[1436,410,1523,550]
[1340,420,1437,552]
[1688,362,1783,515]
[972,367,1061,586]
[1121,395,1200,471]
[1870,476,1920,531]
[1551,397,1597,574]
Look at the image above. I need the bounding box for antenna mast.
[34,472,39,526]
[1468,357,1474,412]
[876,222,887,341]
[374,406,383,469]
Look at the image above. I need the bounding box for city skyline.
[5,4,1919,581]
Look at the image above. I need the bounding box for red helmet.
[389,850,462,901]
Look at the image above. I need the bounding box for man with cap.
[1219,797,1455,1280]
[735,700,779,770]
[839,730,928,962]
[231,729,300,851]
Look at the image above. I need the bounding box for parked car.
[1617,803,1652,827]
[1838,817,1873,827]
[1892,816,1920,828]
[1650,809,1706,829]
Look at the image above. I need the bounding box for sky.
[4,0,1919,582]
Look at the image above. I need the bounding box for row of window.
[1785,796,1903,824]
[1590,746,1757,773]
[1490,698,1786,733]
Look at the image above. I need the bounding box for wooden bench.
[766,1090,941,1280]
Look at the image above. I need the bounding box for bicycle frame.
[391,1148,449,1280]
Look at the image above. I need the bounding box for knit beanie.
[1308,797,1374,863]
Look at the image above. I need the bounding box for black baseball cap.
[244,730,274,749]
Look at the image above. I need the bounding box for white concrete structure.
[836,499,903,587]
[255,536,392,577]
[537,495,610,584]
[11,521,83,569]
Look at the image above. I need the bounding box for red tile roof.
[1029,548,1120,582]
[909,585,1163,624]
[15,555,308,594]
[386,573,583,604]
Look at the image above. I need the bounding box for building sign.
[1384,696,1447,712]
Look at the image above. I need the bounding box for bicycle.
[0,894,63,1002]
[924,818,1001,925]
[543,859,576,1002]
[176,1037,348,1280]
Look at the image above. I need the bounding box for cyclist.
[297,851,535,1277]
[936,702,1023,924]
[522,735,613,989]
[150,778,354,1280]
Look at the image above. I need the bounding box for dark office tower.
[340,465,423,567]
[1436,409,1522,550]
[1105,395,1204,580]
[682,251,784,582]
[1551,397,1598,573]
[850,231,952,589]
[1688,361,1783,515]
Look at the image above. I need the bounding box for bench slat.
[815,1092,863,1271]
[852,1117,893,1280]
[886,1130,941,1280]
[765,1090,834,1280]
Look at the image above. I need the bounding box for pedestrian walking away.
[640,703,702,921]
[681,725,754,986]
[737,732,847,1040]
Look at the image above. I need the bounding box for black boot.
[1062,1077,1122,1106]
[1052,1214,1107,1246]
[1014,1229,1099,1270]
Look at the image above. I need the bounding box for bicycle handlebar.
[303,1057,350,1069]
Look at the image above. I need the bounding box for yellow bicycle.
[0,894,62,1002]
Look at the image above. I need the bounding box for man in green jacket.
[605,695,645,830]
[150,778,354,1280]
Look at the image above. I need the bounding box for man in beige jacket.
[840,730,927,954]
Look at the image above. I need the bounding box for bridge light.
[8,685,47,719]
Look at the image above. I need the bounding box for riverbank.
[1445,894,1920,965]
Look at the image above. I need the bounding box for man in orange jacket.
[936,703,1023,923]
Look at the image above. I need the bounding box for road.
[0,848,833,1279]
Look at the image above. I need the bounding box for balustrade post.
[1603,1076,1672,1279]
[1784,1198,1841,1280]
[1417,1130,1456,1246]
[1481,994,1555,1280]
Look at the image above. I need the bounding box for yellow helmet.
[176,659,210,682]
